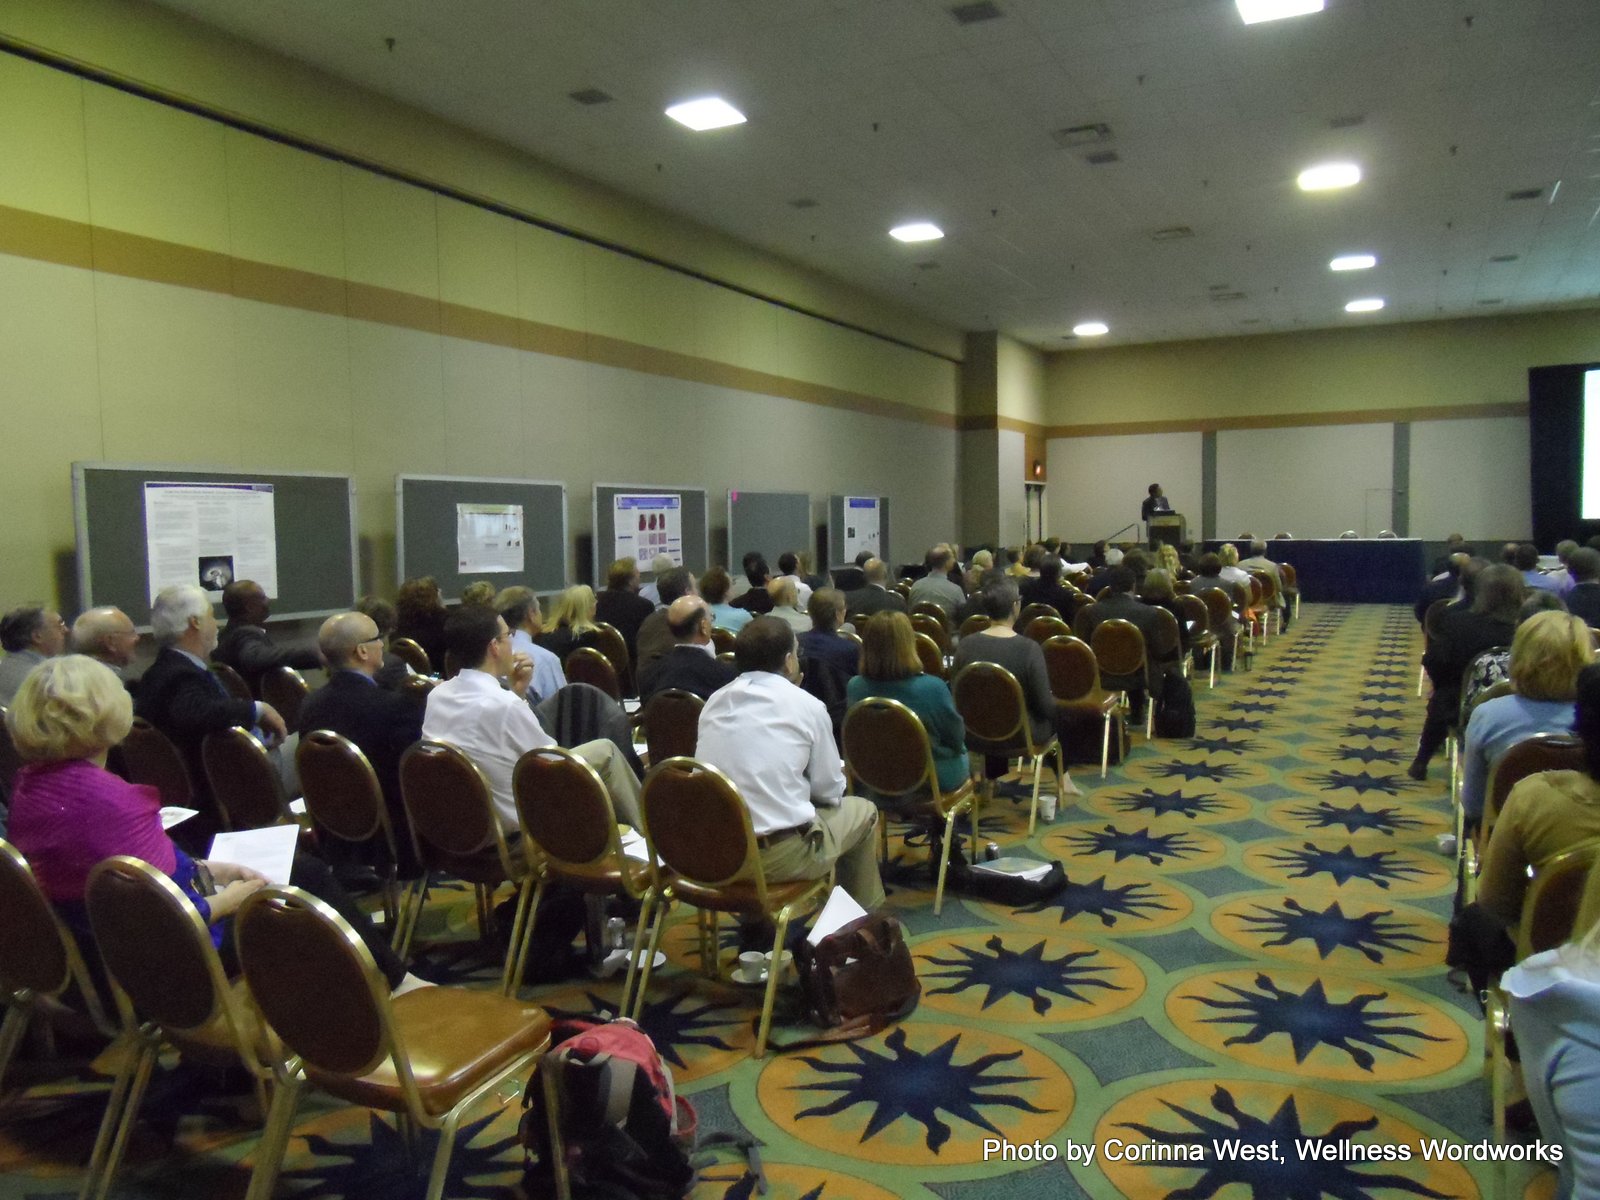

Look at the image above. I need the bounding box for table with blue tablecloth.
[1203,539,1425,605]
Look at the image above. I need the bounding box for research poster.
[456,502,525,573]
[144,482,278,602]
[843,496,881,561]
[614,493,683,567]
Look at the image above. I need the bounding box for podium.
[1149,513,1187,549]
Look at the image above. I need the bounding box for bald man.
[843,558,906,618]
[636,594,736,702]
[213,579,321,693]
[297,611,425,871]
[72,606,140,676]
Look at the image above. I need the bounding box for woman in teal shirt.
[846,612,970,794]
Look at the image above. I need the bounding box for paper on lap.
[210,824,298,885]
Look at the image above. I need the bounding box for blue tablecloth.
[1204,539,1425,605]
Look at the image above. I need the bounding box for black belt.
[755,821,813,849]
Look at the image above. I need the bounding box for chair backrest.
[1483,733,1587,840]
[513,747,634,891]
[201,726,291,831]
[296,729,395,855]
[0,838,74,1000]
[1280,563,1297,589]
[590,623,633,694]
[1200,588,1234,633]
[1465,679,1515,718]
[910,602,951,631]
[1148,606,1182,662]
[958,614,991,639]
[642,688,703,765]
[398,673,437,706]
[565,646,622,702]
[211,662,254,703]
[843,697,941,801]
[120,718,195,809]
[1249,571,1277,606]
[1071,603,1098,641]
[388,637,432,675]
[1041,635,1101,702]
[0,706,21,793]
[398,740,504,862]
[259,666,309,731]
[913,632,947,680]
[1091,618,1147,680]
[1018,603,1059,628]
[950,661,1028,746]
[1518,837,1600,958]
[894,580,914,602]
[639,758,764,902]
[1022,615,1070,644]
[1231,581,1254,611]
[710,627,737,655]
[1176,594,1210,640]
[910,613,951,653]
[1422,598,1451,642]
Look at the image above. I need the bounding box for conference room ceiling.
[150,0,1600,351]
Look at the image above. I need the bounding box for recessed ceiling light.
[890,222,944,243]
[1237,0,1324,24]
[1298,162,1361,191]
[1073,321,1109,337]
[1330,254,1377,271]
[1345,298,1385,313]
[665,96,746,131]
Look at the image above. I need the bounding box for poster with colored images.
[144,481,278,603]
[842,496,880,561]
[614,493,683,567]
[455,502,524,573]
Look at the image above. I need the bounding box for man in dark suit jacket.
[1566,547,1600,627]
[213,579,321,693]
[135,584,289,815]
[594,557,656,663]
[844,558,906,618]
[638,597,737,701]
[1414,553,1466,625]
[634,567,699,682]
[1076,566,1164,720]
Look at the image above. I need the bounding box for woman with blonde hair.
[1156,542,1185,579]
[1461,610,1595,824]
[846,612,968,795]
[964,548,994,594]
[536,584,601,663]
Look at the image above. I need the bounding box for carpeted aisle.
[1,604,1555,1198]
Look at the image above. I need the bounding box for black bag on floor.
[947,859,1067,905]
[1153,667,1196,738]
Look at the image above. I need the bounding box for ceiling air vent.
[568,88,614,105]
[1151,225,1195,242]
[1052,123,1112,149]
[1329,113,1365,129]
[1488,253,1519,263]
[1208,291,1247,302]
[1084,149,1121,165]
[789,197,819,209]
[949,1,1003,24]
[1507,187,1543,201]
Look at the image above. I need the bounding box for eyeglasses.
[360,635,385,645]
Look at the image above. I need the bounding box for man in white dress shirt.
[422,604,641,828]
[695,616,885,909]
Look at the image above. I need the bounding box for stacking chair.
[950,662,1066,836]
[1280,563,1300,620]
[1200,589,1241,673]
[511,747,659,1011]
[259,666,310,732]
[0,706,20,793]
[1070,603,1098,641]
[237,886,558,1200]
[1177,594,1219,687]
[632,758,830,1056]
[958,614,991,640]
[911,613,952,656]
[842,698,977,916]
[1419,598,1450,697]
[911,602,951,631]
[81,857,280,1200]
[388,637,432,676]
[1464,733,1586,900]
[641,688,703,764]
[895,581,915,604]
[1042,636,1123,779]
[564,646,623,702]
[1247,571,1281,638]
[913,632,948,680]
[1022,615,1071,644]
[120,718,196,810]
[202,726,296,831]
[1149,606,1187,677]
[297,730,414,951]
[211,662,254,703]
[0,840,117,1100]
[1090,618,1154,740]
[710,627,737,655]
[591,622,634,697]
[1232,581,1261,651]
[398,741,535,994]
[1018,602,1060,628]
[399,674,438,706]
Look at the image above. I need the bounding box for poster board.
[592,483,709,581]
[827,494,891,568]
[73,463,357,626]
[396,475,568,596]
[727,490,811,572]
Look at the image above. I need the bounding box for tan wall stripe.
[0,206,92,269]
[954,401,1529,440]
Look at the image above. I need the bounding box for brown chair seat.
[658,873,824,916]
[307,986,551,1118]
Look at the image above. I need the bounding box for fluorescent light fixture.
[664,96,746,131]
[889,222,944,243]
[1237,0,1324,23]
[1298,162,1361,191]
[1345,298,1385,313]
[1330,253,1377,271]
[1072,321,1110,337]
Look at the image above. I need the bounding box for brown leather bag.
[792,912,920,1042]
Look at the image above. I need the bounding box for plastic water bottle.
[605,916,626,951]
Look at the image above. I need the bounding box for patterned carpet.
[0,604,1558,1199]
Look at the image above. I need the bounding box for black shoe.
[1406,758,1427,782]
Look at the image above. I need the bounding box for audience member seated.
[1415,553,1468,624]
[1548,539,1580,595]
[700,565,752,633]
[766,578,811,635]
[696,617,885,910]
[845,558,906,617]
[1140,568,1192,652]
[963,549,995,595]
[1410,564,1524,780]
[394,576,449,672]
[847,612,969,799]
[1566,548,1600,628]
[1217,543,1250,587]
[637,596,736,702]
[1517,543,1561,595]
[1461,611,1593,825]
[638,553,675,606]
[422,604,641,828]
[1190,553,1240,669]
[830,550,873,595]
[795,550,828,594]
[1076,565,1162,722]
[909,546,964,616]
[635,567,698,678]
[1238,539,1290,629]
[71,607,140,682]
[212,579,321,694]
[6,655,420,989]
[356,595,413,690]
[494,587,566,703]
[730,552,775,614]
[0,604,68,707]
[952,575,1056,761]
[773,552,814,607]
[798,588,859,677]
[460,580,497,608]
[595,557,656,664]
[1155,542,1187,582]
[1019,553,1075,617]
[134,584,289,814]
[535,584,603,664]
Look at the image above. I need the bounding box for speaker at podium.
[1148,513,1186,548]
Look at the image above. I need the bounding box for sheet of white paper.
[969,856,1052,882]
[210,824,298,885]
[159,806,198,830]
[807,885,868,946]
[619,828,650,862]
[288,797,307,816]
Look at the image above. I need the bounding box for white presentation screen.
[1583,369,1600,519]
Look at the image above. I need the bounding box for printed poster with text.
[843,496,880,562]
[145,482,278,603]
[456,502,524,574]
[614,493,683,567]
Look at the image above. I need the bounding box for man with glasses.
[71,607,141,681]
[0,604,70,707]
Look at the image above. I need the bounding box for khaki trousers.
[572,738,643,826]
[758,795,886,911]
